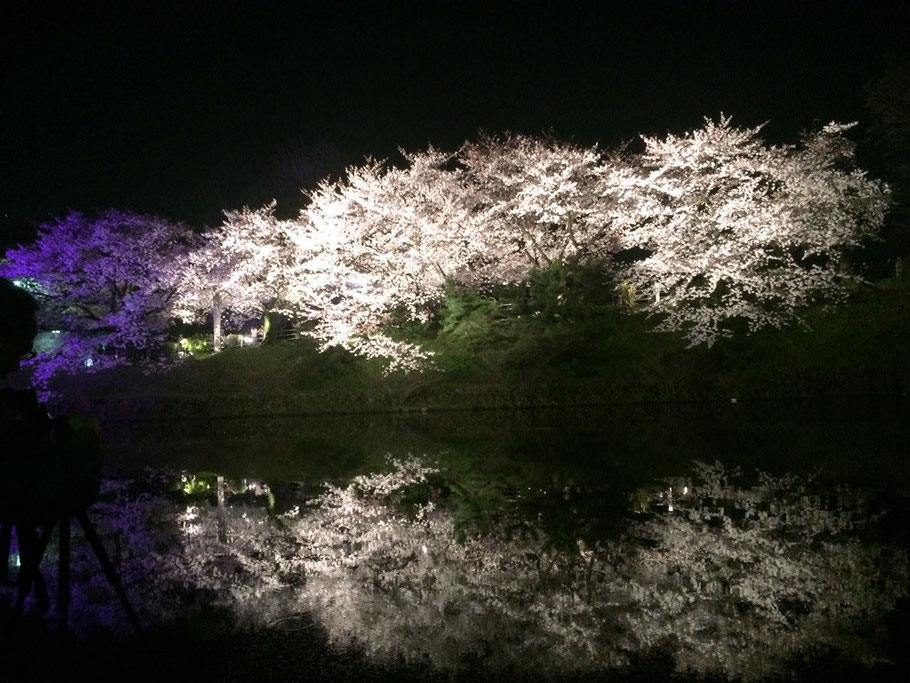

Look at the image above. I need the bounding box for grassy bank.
[49,280,910,420]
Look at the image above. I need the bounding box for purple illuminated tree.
[0,210,197,389]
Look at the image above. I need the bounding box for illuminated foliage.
[295,138,625,368]
[170,202,303,349]
[297,149,481,369]
[459,134,622,277]
[617,117,891,345]
[290,121,888,365]
[0,210,196,388]
[1,120,889,377]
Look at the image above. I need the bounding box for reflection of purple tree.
[0,210,197,392]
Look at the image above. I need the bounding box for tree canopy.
[0,210,195,385]
[1,118,891,384]
[618,117,890,344]
[288,119,889,361]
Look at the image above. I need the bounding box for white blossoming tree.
[168,120,889,371]
[297,149,483,370]
[459,134,623,280]
[171,201,304,349]
[293,138,630,370]
[618,117,891,345]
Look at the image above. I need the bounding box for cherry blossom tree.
[293,139,633,370]
[285,122,889,368]
[297,148,483,369]
[169,229,236,352]
[166,120,892,373]
[171,201,302,349]
[617,117,891,345]
[0,210,197,389]
[459,134,623,279]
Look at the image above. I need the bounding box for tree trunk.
[212,292,224,352]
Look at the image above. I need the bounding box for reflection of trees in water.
[37,459,909,680]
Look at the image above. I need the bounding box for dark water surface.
[102,398,910,489]
[7,399,910,682]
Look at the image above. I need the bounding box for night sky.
[1,0,908,246]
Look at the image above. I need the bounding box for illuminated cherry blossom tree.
[616,117,891,345]
[293,139,631,369]
[297,148,483,369]
[16,121,876,377]
[459,134,623,279]
[171,201,303,349]
[0,210,196,387]
[284,122,888,367]
[169,228,235,352]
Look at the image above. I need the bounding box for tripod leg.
[58,516,70,643]
[11,522,54,621]
[75,512,143,636]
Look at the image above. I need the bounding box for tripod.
[3,508,143,641]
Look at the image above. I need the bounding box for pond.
[6,400,910,681]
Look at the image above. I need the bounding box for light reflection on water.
[15,455,909,681]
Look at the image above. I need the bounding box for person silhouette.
[0,279,144,679]
[0,278,104,615]
[1,277,53,606]
[0,278,102,520]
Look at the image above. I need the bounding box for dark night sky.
[1,0,908,244]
